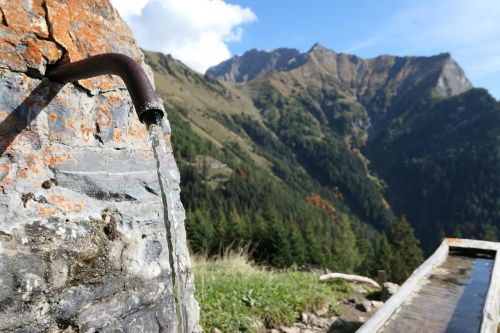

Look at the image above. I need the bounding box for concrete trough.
[357,238,500,333]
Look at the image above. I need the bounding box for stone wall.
[0,0,199,331]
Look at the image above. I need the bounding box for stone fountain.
[0,1,200,331]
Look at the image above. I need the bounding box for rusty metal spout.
[47,53,164,125]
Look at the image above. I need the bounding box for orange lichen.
[0,163,11,177]
[17,170,29,179]
[30,0,49,38]
[0,111,8,121]
[22,39,44,69]
[20,75,29,86]
[128,124,146,138]
[43,147,71,167]
[79,126,93,142]
[44,0,134,91]
[46,155,70,166]
[112,128,122,143]
[38,207,58,218]
[0,39,26,72]
[28,164,41,174]
[48,194,84,213]
[97,105,112,128]
[48,112,58,122]
[34,39,63,64]
[32,21,49,39]
[0,163,13,186]
[65,119,75,130]
[0,161,14,186]
[1,1,30,34]
[99,79,114,91]
[105,93,122,106]
[31,0,46,17]
[1,0,141,91]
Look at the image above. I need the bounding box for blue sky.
[113,0,500,99]
[225,0,409,55]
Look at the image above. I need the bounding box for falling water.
[148,121,188,333]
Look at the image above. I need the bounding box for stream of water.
[149,122,188,333]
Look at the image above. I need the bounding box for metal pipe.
[47,53,164,125]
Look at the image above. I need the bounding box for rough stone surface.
[355,300,372,313]
[371,300,384,309]
[0,0,199,332]
[381,282,400,301]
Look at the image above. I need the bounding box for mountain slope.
[145,43,498,271]
[144,50,391,275]
[368,88,500,248]
[205,44,500,252]
[209,44,472,145]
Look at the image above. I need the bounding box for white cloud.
[111,0,256,73]
[346,0,500,98]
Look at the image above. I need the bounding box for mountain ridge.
[145,44,499,264]
[207,44,472,101]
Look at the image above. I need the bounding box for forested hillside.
[205,44,499,252]
[143,44,499,281]
[368,88,500,249]
[144,51,399,278]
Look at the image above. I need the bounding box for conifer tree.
[482,223,497,241]
[289,223,307,265]
[355,232,375,277]
[332,214,361,273]
[390,216,423,283]
[374,233,393,277]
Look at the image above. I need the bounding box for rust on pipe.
[47,53,164,125]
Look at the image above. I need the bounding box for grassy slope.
[144,50,272,171]
[193,252,352,332]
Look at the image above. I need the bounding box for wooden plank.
[356,241,449,333]
[356,238,500,333]
[378,255,491,333]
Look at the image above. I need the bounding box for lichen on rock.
[0,0,200,332]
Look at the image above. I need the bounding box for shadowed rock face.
[0,0,199,332]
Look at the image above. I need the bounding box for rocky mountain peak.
[435,54,473,97]
[206,47,306,82]
[208,44,472,102]
[308,42,331,53]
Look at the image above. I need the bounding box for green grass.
[193,251,352,332]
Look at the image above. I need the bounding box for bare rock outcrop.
[0,0,199,331]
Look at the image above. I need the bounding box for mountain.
[205,44,499,252]
[144,43,499,277]
[206,47,307,82]
[144,50,392,276]
[207,43,471,97]
[208,43,472,145]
